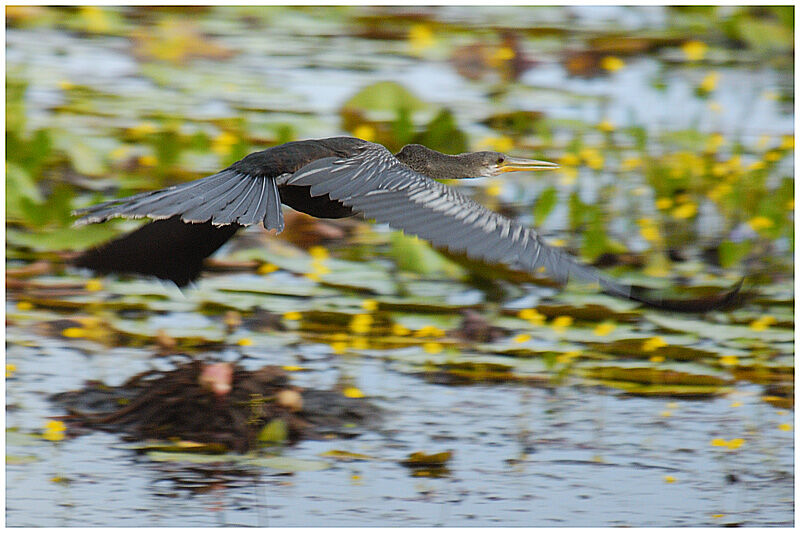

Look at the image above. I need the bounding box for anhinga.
[73,137,741,312]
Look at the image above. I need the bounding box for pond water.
[6,6,794,527]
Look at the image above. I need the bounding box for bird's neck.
[394,145,480,180]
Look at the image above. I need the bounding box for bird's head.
[470,151,560,178]
[395,144,559,180]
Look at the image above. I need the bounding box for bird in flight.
[73,137,740,311]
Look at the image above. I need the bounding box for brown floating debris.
[52,359,378,452]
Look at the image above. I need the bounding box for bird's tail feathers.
[563,255,743,312]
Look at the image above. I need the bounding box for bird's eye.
[496,156,505,164]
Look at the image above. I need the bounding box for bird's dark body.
[73,137,741,311]
[232,137,364,219]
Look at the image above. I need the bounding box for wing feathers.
[74,171,284,230]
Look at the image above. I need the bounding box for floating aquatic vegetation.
[51,359,379,453]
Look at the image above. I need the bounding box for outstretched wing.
[287,143,740,311]
[72,169,285,231]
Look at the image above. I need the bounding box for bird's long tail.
[73,216,240,286]
[559,248,744,312]
[72,170,284,231]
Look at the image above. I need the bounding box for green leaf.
[414,109,468,155]
[257,419,288,443]
[389,231,464,277]
[343,81,430,115]
[718,240,752,268]
[534,186,558,226]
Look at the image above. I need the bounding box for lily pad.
[146,451,330,472]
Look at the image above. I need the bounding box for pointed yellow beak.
[498,156,559,173]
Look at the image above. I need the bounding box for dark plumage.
[73,137,741,312]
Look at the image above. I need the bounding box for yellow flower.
[129,121,158,138]
[749,315,776,331]
[551,315,573,332]
[478,136,514,153]
[513,333,531,344]
[351,337,369,350]
[600,56,624,72]
[423,342,443,354]
[392,323,411,336]
[413,325,445,338]
[747,161,766,171]
[719,355,738,366]
[109,146,131,161]
[308,246,329,260]
[663,475,676,484]
[708,183,732,201]
[699,71,719,93]
[748,216,774,232]
[730,401,742,408]
[283,311,302,321]
[80,6,109,33]
[408,24,435,54]
[6,363,17,378]
[349,314,374,334]
[282,365,306,372]
[555,350,581,364]
[342,386,365,399]
[778,423,792,431]
[711,438,727,447]
[491,45,515,64]
[257,263,279,275]
[682,40,707,61]
[654,198,673,210]
[43,420,66,442]
[705,133,725,152]
[485,180,503,197]
[640,224,661,243]
[621,156,642,172]
[85,279,103,292]
[58,79,74,91]
[671,202,697,219]
[361,299,379,312]
[310,263,331,276]
[593,322,616,336]
[237,337,253,347]
[660,410,672,417]
[558,166,579,186]
[597,119,615,133]
[642,336,667,352]
[649,355,665,363]
[331,341,348,354]
[779,135,794,150]
[138,154,157,167]
[764,150,781,162]
[518,308,546,326]
[16,301,33,311]
[62,327,87,338]
[211,131,238,156]
[726,438,745,450]
[560,153,580,167]
[352,124,376,142]
[579,148,604,170]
